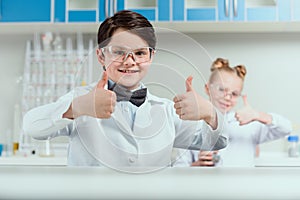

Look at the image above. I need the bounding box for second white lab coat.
[174,111,292,167]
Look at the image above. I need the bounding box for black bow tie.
[108,82,147,107]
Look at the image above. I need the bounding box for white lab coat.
[174,111,292,167]
[23,83,227,169]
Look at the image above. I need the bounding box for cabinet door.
[232,0,244,21]
[277,0,291,21]
[56,0,118,23]
[98,0,126,21]
[218,0,291,22]
[293,0,300,21]
[172,0,184,21]
[218,0,231,21]
[186,0,217,21]
[158,0,170,21]
[54,0,66,22]
[67,0,97,22]
[117,0,170,21]
[0,0,51,22]
[246,0,277,21]
[173,0,217,21]
[218,0,244,21]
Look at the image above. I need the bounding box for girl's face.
[96,28,154,90]
[206,71,243,113]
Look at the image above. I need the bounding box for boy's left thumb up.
[185,76,194,92]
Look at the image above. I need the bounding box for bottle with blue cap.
[287,135,299,157]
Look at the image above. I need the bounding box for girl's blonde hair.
[209,58,247,83]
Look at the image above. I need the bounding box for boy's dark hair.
[97,10,156,49]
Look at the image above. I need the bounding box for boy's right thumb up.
[97,71,108,89]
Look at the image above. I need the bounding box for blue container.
[287,135,299,157]
[0,144,3,156]
[288,135,299,142]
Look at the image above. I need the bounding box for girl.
[174,58,292,167]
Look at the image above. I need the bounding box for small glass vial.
[287,135,299,157]
[38,140,54,157]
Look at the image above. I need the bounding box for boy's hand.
[93,71,117,118]
[68,71,117,119]
[173,76,217,128]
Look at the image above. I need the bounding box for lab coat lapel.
[111,104,133,135]
[133,101,152,134]
[103,82,133,135]
[133,98,167,138]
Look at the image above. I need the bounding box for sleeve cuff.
[51,98,74,128]
[201,109,227,150]
[267,113,278,128]
[202,108,224,134]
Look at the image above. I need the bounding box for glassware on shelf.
[20,32,94,155]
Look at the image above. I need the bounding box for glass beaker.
[39,139,54,157]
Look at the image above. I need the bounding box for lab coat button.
[128,157,135,163]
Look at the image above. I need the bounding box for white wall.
[1,32,299,153]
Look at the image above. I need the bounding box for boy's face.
[97,28,154,90]
[206,71,243,113]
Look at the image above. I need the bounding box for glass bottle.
[287,135,299,157]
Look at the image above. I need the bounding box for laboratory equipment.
[19,32,95,154]
[287,135,299,157]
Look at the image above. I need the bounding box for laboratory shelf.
[2,21,300,34]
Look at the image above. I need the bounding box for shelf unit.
[2,21,300,34]
[0,0,300,33]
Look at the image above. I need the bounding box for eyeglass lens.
[212,84,240,98]
[103,46,153,63]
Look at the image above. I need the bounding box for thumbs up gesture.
[69,71,117,119]
[185,76,194,92]
[235,95,259,125]
[173,76,217,128]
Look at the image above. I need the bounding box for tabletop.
[1,166,300,200]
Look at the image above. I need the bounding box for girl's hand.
[191,151,218,166]
[235,95,272,125]
[235,95,259,125]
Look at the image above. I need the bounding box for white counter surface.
[255,152,300,167]
[1,152,300,167]
[0,166,300,200]
[0,155,67,166]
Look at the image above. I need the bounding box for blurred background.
[0,0,300,159]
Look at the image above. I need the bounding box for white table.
[0,166,300,200]
[0,155,67,166]
[2,152,300,167]
[255,152,300,167]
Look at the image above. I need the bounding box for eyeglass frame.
[209,83,242,99]
[99,45,155,64]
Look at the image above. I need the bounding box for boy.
[23,10,226,171]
